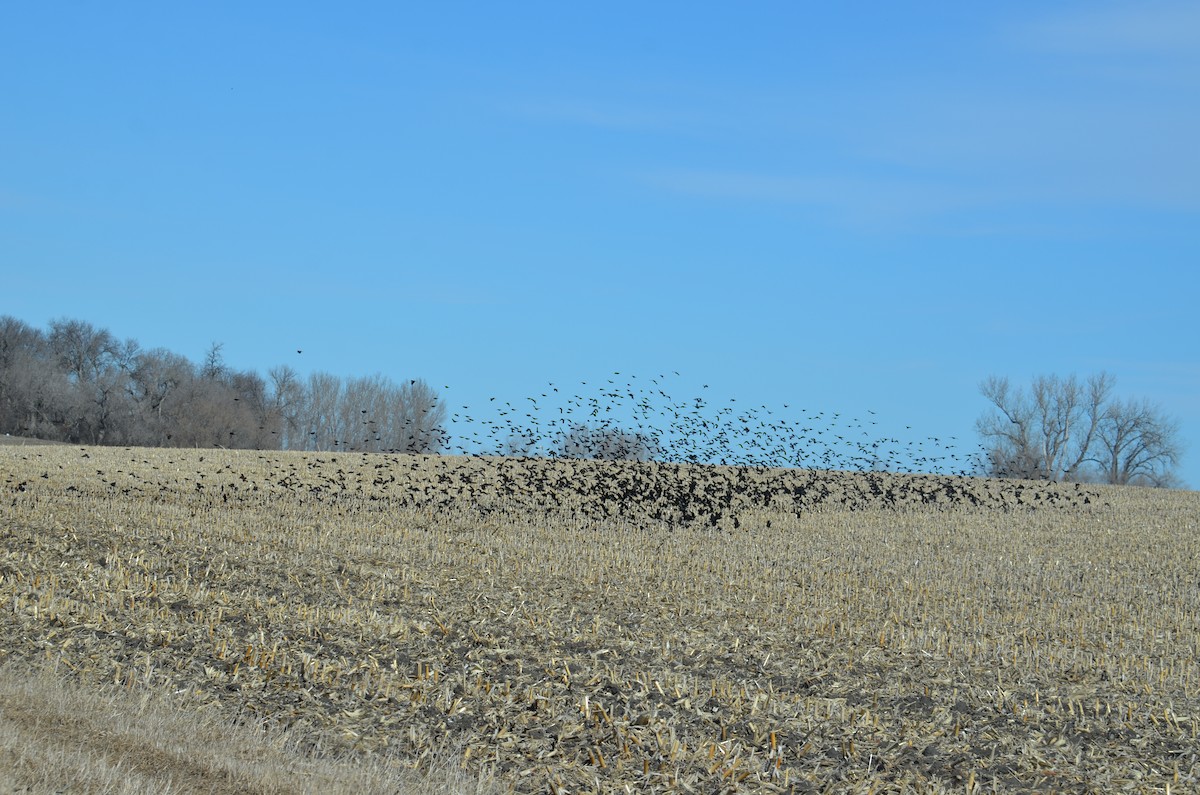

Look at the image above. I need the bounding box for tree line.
[0,316,1185,486]
[0,316,446,453]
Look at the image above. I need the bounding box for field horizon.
[2,443,1198,792]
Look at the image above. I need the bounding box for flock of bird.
[13,448,1098,530]
[438,373,975,476]
[6,371,1106,524]
[228,372,1104,526]
[339,455,1103,528]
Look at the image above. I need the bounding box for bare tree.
[267,365,305,450]
[291,373,446,453]
[340,375,447,453]
[2,316,448,454]
[43,319,145,444]
[162,377,233,448]
[200,342,227,381]
[340,374,387,451]
[298,371,343,451]
[80,366,136,445]
[128,349,194,446]
[976,372,1182,486]
[0,317,51,435]
[4,360,71,441]
[157,374,263,450]
[390,378,447,454]
[0,325,69,438]
[0,316,42,371]
[225,368,276,449]
[553,422,660,462]
[500,430,538,457]
[48,318,119,384]
[976,373,1111,480]
[1088,397,1183,487]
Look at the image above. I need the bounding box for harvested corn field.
[2,445,1198,793]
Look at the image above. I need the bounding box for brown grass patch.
[1,445,1197,792]
[0,658,492,794]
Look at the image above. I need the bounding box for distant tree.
[340,374,390,451]
[44,319,143,444]
[0,316,52,435]
[1089,396,1183,487]
[390,377,447,454]
[1,315,448,454]
[292,372,446,453]
[299,371,343,451]
[553,422,660,462]
[267,365,305,450]
[48,318,119,384]
[128,349,194,446]
[500,430,538,457]
[225,367,276,449]
[163,377,238,448]
[78,363,137,445]
[976,372,1183,486]
[976,373,1111,481]
[200,342,228,381]
[347,375,446,454]
[0,316,42,372]
[119,342,271,449]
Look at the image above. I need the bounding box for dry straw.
[1,445,1197,792]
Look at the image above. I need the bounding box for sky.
[3,2,1197,486]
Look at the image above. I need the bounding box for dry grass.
[0,658,491,795]
[0,434,64,446]
[1,445,1197,793]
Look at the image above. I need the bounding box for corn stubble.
[1,446,1197,793]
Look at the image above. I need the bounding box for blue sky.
[3,3,1197,485]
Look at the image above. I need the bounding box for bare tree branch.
[976,371,1181,486]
